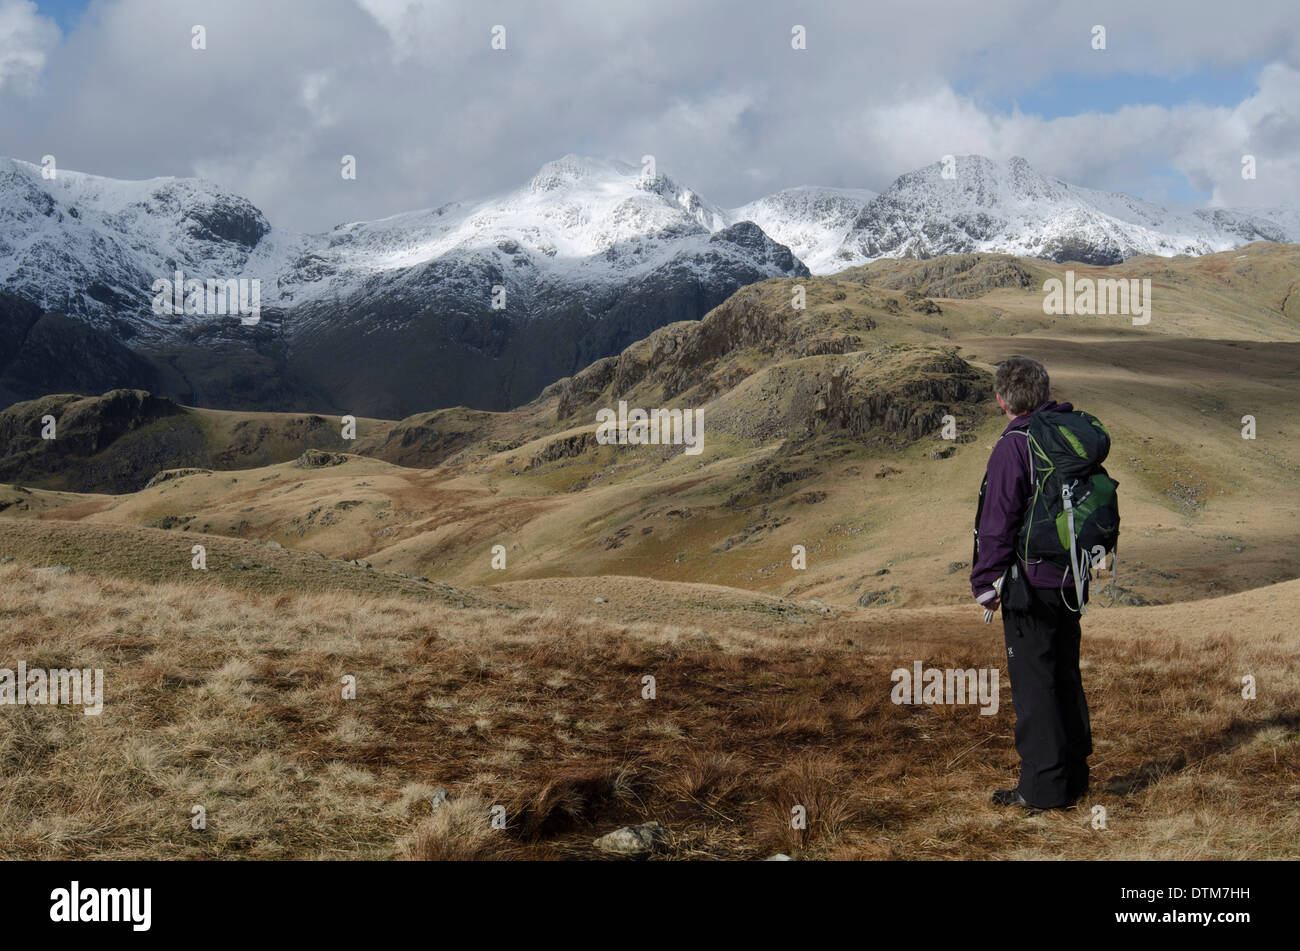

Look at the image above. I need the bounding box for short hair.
[994,357,1049,415]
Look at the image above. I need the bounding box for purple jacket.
[970,400,1075,604]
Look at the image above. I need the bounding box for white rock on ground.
[593,821,668,855]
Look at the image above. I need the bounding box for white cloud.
[1199,63,1300,207]
[835,64,1300,208]
[1,0,1296,230]
[301,71,338,128]
[0,0,58,94]
[352,0,424,58]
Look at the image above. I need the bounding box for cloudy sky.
[3,0,1298,232]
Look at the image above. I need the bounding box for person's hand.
[982,597,1000,613]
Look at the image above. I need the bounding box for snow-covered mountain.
[1,151,1297,415]
[282,157,808,415]
[0,154,807,414]
[0,157,306,336]
[826,155,1297,269]
[6,151,1295,326]
[278,155,758,305]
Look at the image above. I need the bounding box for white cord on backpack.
[1062,480,1088,615]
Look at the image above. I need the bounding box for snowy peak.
[0,157,271,250]
[835,154,1299,268]
[0,157,298,327]
[883,154,1064,206]
[522,152,729,241]
[526,153,728,229]
[526,153,631,193]
[0,153,812,416]
[283,153,737,292]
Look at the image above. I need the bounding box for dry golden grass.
[0,563,1294,860]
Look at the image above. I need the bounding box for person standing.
[970,357,1093,811]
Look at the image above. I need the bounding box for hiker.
[970,356,1118,811]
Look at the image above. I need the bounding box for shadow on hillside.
[1105,711,1300,796]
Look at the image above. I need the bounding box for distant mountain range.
[831,155,1299,268]
[1,152,1296,415]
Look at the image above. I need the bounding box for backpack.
[1017,409,1121,612]
[972,409,1122,615]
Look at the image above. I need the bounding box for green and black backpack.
[1018,409,1121,612]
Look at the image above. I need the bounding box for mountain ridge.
[2,152,1297,415]
[6,151,1297,321]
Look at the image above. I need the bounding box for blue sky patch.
[958,65,1261,119]
[35,0,92,33]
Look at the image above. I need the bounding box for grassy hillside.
[6,245,1294,610]
[0,388,393,493]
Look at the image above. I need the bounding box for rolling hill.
[4,243,1298,611]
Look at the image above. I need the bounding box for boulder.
[593,821,668,856]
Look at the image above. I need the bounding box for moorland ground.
[2,245,1298,858]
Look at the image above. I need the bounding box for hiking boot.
[991,788,1045,813]
[992,788,1030,807]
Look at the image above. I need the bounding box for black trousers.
[1001,585,1092,808]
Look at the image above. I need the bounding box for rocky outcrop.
[366,407,511,469]
[813,348,986,440]
[526,431,596,469]
[548,288,876,423]
[0,389,183,457]
[552,357,618,421]
[292,449,349,469]
[850,253,1037,298]
[180,193,271,249]
[144,468,212,489]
